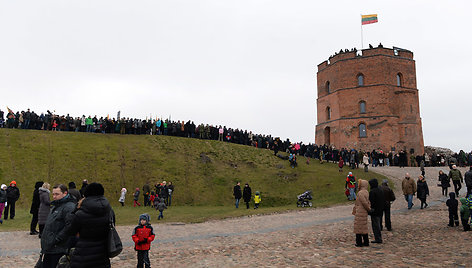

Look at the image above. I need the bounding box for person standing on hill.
[243,183,252,209]
[369,179,384,244]
[345,172,357,201]
[167,181,174,206]
[143,183,151,207]
[402,173,416,209]
[464,166,472,196]
[4,181,20,220]
[30,181,43,235]
[79,179,88,198]
[449,165,463,196]
[416,175,429,209]
[233,182,242,208]
[0,184,7,224]
[380,179,395,231]
[68,182,81,203]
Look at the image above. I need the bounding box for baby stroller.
[297,190,313,207]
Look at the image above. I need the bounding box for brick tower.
[315,45,424,155]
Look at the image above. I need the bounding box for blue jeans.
[349,188,357,200]
[168,194,172,206]
[158,211,164,220]
[404,194,413,209]
[235,198,240,208]
[86,124,92,132]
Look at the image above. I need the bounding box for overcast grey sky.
[0,1,470,152]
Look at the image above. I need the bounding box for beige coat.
[402,177,417,195]
[352,180,371,234]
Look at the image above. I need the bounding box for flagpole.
[360,14,364,49]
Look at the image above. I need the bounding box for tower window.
[326,106,331,120]
[396,73,403,87]
[357,74,364,86]
[359,123,367,137]
[359,101,366,114]
[326,81,331,93]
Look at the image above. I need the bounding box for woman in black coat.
[438,170,450,196]
[242,183,252,209]
[417,175,429,209]
[30,181,43,235]
[66,183,114,268]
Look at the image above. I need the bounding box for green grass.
[0,128,388,231]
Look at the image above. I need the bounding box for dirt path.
[1,166,470,267]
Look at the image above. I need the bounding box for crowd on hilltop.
[1,107,471,169]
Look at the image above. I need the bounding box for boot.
[355,234,363,247]
[362,234,369,246]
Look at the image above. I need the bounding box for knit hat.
[83,182,105,197]
[121,188,127,192]
[382,179,389,186]
[1,184,6,190]
[138,213,150,224]
[348,172,352,175]
[10,181,16,186]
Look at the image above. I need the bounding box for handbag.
[34,253,43,268]
[107,211,123,258]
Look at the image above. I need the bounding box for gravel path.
[1,166,470,267]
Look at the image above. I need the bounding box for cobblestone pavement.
[1,166,470,267]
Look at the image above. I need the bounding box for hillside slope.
[0,129,386,207]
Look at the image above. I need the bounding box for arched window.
[396,73,402,86]
[359,101,366,114]
[326,81,331,93]
[326,106,331,120]
[359,123,367,137]
[357,74,364,86]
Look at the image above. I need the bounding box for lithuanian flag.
[362,14,378,25]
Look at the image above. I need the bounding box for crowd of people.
[1,108,472,171]
[349,165,472,247]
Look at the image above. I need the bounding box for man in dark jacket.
[68,182,81,203]
[233,182,242,208]
[380,179,395,231]
[30,181,43,235]
[369,178,385,243]
[143,183,151,207]
[4,181,20,220]
[40,184,76,268]
[464,166,472,196]
[66,182,114,267]
[79,179,88,198]
[243,183,252,209]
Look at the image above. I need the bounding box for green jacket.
[449,169,463,182]
[460,198,470,220]
[85,117,93,126]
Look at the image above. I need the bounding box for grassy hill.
[0,129,387,208]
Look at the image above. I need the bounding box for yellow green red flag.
[362,14,378,25]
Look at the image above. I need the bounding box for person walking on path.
[30,181,43,235]
[132,213,155,268]
[446,192,459,227]
[233,182,242,208]
[438,170,450,197]
[119,187,127,206]
[40,184,76,268]
[420,160,425,177]
[352,179,371,247]
[464,166,472,196]
[448,165,463,196]
[0,184,7,224]
[4,181,20,220]
[156,198,167,220]
[369,179,384,244]
[38,182,51,238]
[402,173,416,209]
[243,183,252,209]
[417,175,429,209]
[380,179,395,231]
[459,197,470,231]
[65,182,114,268]
[345,172,357,201]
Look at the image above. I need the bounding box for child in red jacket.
[132,214,155,268]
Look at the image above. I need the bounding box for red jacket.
[132,224,155,251]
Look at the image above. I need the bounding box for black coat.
[368,180,385,217]
[6,186,20,202]
[465,170,472,187]
[381,185,395,207]
[67,195,112,268]
[0,189,6,203]
[243,186,252,202]
[233,185,242,199]
[416,180,429,200]
[439,173,450,188]
[30,181,43,214]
